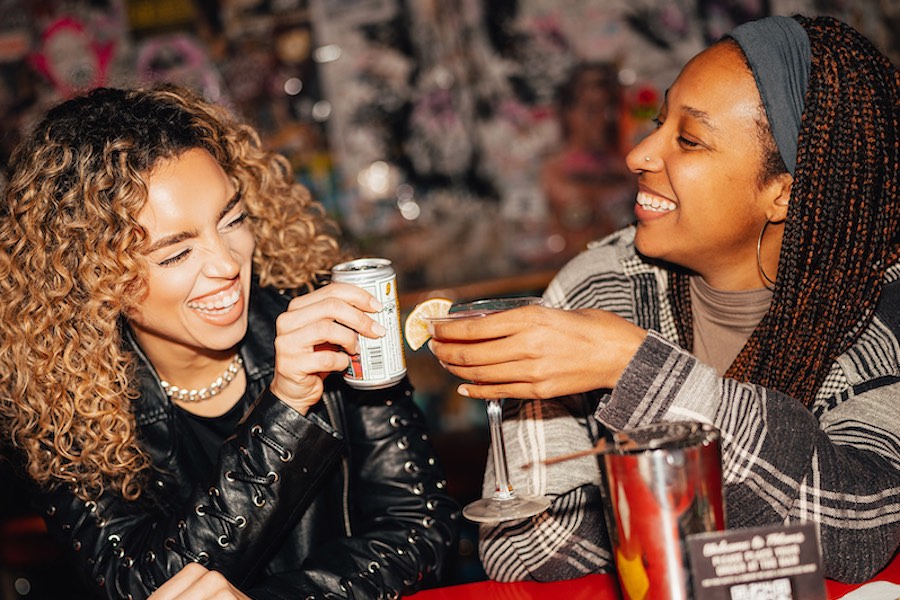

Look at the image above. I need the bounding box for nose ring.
[644,156,651,162]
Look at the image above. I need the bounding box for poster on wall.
[308,0,648,287]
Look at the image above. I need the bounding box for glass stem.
[486,398,515,501]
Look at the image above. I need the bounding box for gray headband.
[727,16,811,176]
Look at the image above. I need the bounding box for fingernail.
[457,385,469,397]
[372,322,387,336]
[371,299,384,311]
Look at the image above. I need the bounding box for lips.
[636,191,676,213]
[187,282,242,314]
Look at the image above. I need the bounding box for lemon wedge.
[404,297,453,350]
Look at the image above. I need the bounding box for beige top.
[690,276,773,376]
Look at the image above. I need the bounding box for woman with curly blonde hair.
[0,85,458,599]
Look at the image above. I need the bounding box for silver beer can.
[331,258,407,389]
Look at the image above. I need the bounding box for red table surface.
[412,550,900,599]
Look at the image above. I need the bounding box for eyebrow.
[144,190,242,254]
[680,105,717,132]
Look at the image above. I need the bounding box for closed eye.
[225,212,249,229]
[158,249,191,267]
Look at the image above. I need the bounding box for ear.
[764,173,792,224]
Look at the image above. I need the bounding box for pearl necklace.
[160,355,244,403]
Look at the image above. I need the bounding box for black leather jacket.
[36,282,460,599]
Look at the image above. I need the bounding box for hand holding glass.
[427,296,552,523]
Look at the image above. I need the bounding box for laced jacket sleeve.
[36,390,344,599]
[246,379,461,600]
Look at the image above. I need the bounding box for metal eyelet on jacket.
[397,436,409,450]
[403,461,419,474]
[165,535,211,566]
[122,556,134,568]
[72,539,82,551]
[411,482,425,495]
[421,516,434,528]
[145,550,156,562]
[195,505,207,516]
[217,535,229,548]
[426,499,437,511]
[254,494,266,507]
[45,505,56,516]
[249,423,293,463]
[115,547,125,559]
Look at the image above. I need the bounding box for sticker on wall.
[29,15,115,97]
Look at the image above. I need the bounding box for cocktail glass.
[428,296,552,523]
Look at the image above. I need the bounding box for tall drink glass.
[428,296,552,523]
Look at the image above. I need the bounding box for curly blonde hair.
[0,85,345,501]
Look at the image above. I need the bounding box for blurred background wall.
[0,0,897,597]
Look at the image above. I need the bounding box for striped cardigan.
[479,227,900,584]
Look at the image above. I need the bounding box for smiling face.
[625,42,791,289]
[128,148,256,365]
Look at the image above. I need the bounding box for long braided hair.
[669,15,900,407]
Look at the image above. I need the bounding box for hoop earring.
[756,219,778,289]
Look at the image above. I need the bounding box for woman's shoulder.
[544,226,660,310]
[873,262,900,338]
[567,226,637,272]
[834,262,900,387]
[550,226,651,285]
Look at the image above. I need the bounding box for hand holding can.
[331,258,407,390]
[268,281,386,413]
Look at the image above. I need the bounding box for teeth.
[188,288,241,312]
[636,192,676,213]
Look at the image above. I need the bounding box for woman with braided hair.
[428,15,899,583]
[0,85,458,598]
